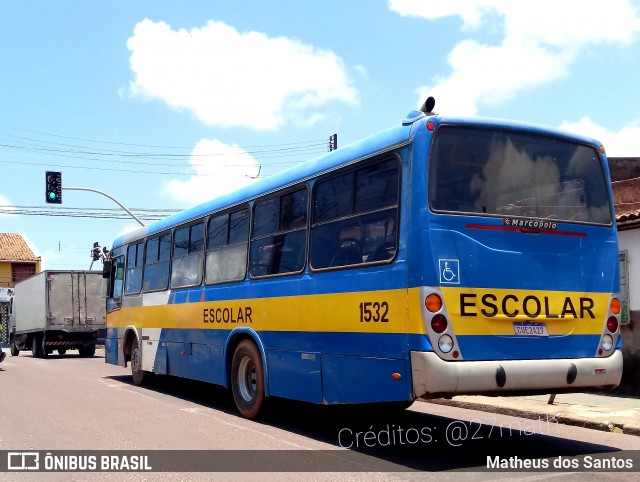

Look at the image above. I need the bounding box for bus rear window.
[428,126,612,225]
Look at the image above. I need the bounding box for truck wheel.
[58,348,67,355]
[79,345,95,357]
[10,338,19,356]
[131,337,145,386]
[31,335,44,358]
[230,340,265,419]
[41,337,49,358]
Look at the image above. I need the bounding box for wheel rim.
[132,346,141,372]
[237,356,257,402]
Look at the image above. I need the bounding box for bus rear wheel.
[130,337,145,386]
[230,340,265,419]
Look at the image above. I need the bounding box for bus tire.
[230,340,265,419]
[131,337,145,386]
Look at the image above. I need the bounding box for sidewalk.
[427,392,640,436]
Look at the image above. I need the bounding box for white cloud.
[390,0,640,115]
[127,19,358,130]
[559,117,640,157]
[164,139,260,206]
[355,65,369,79]
[389,0,500,29]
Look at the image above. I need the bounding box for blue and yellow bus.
[104,98,623,419]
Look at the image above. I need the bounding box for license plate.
[514,322,549,337]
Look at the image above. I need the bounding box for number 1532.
[359,301,390,322]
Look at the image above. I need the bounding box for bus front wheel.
[230,340,265,419]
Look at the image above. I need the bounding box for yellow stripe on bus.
[440,287,610,336]
[107,288,427,334]
[106,287,610,337]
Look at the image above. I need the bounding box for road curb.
[622,423,640,436]
[426,399,638,436]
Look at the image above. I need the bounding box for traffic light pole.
[62,187,145,227]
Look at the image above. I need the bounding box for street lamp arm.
[62,186,145,226]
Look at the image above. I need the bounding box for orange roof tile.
[613,178,640,224]
[0,233,39,262]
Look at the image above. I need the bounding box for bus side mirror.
[102,262,112,279]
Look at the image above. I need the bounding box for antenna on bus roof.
[420,96,436,114]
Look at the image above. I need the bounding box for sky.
[1,0,640,271]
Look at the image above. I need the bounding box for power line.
[0,142,326,177]
[0,138,328,161]
[0,123,334,179]
[0,158,264,177]
[3,205,182,212]
[612,176,640,184]
[0,205,180,220]
[0,123,328,150]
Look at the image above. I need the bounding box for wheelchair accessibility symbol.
[439,259,460,284]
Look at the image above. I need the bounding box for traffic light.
[92,242,101,261]
[45,171,62,204]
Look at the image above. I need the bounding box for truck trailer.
[9,270,105,358]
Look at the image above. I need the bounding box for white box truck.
[9,271,105,358]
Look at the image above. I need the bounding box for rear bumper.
[411,350,623,398]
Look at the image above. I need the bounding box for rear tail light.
[606,317,619,333]
[431,314,448,334]
[425,294,442,313]
[610,298,621,315]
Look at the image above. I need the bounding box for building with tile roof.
[610,157,640,228]
[0,233,42,288]
[609,157,640,394]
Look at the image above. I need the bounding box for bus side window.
[250,189,308,277]
[206,209,249,284]
[171,222,205,288]
[143,233,171,292]
[125,242,143,294]
[311,158,399,270]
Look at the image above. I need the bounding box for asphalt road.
[1,349,640,481]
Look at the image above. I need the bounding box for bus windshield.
[429,125,613,225]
